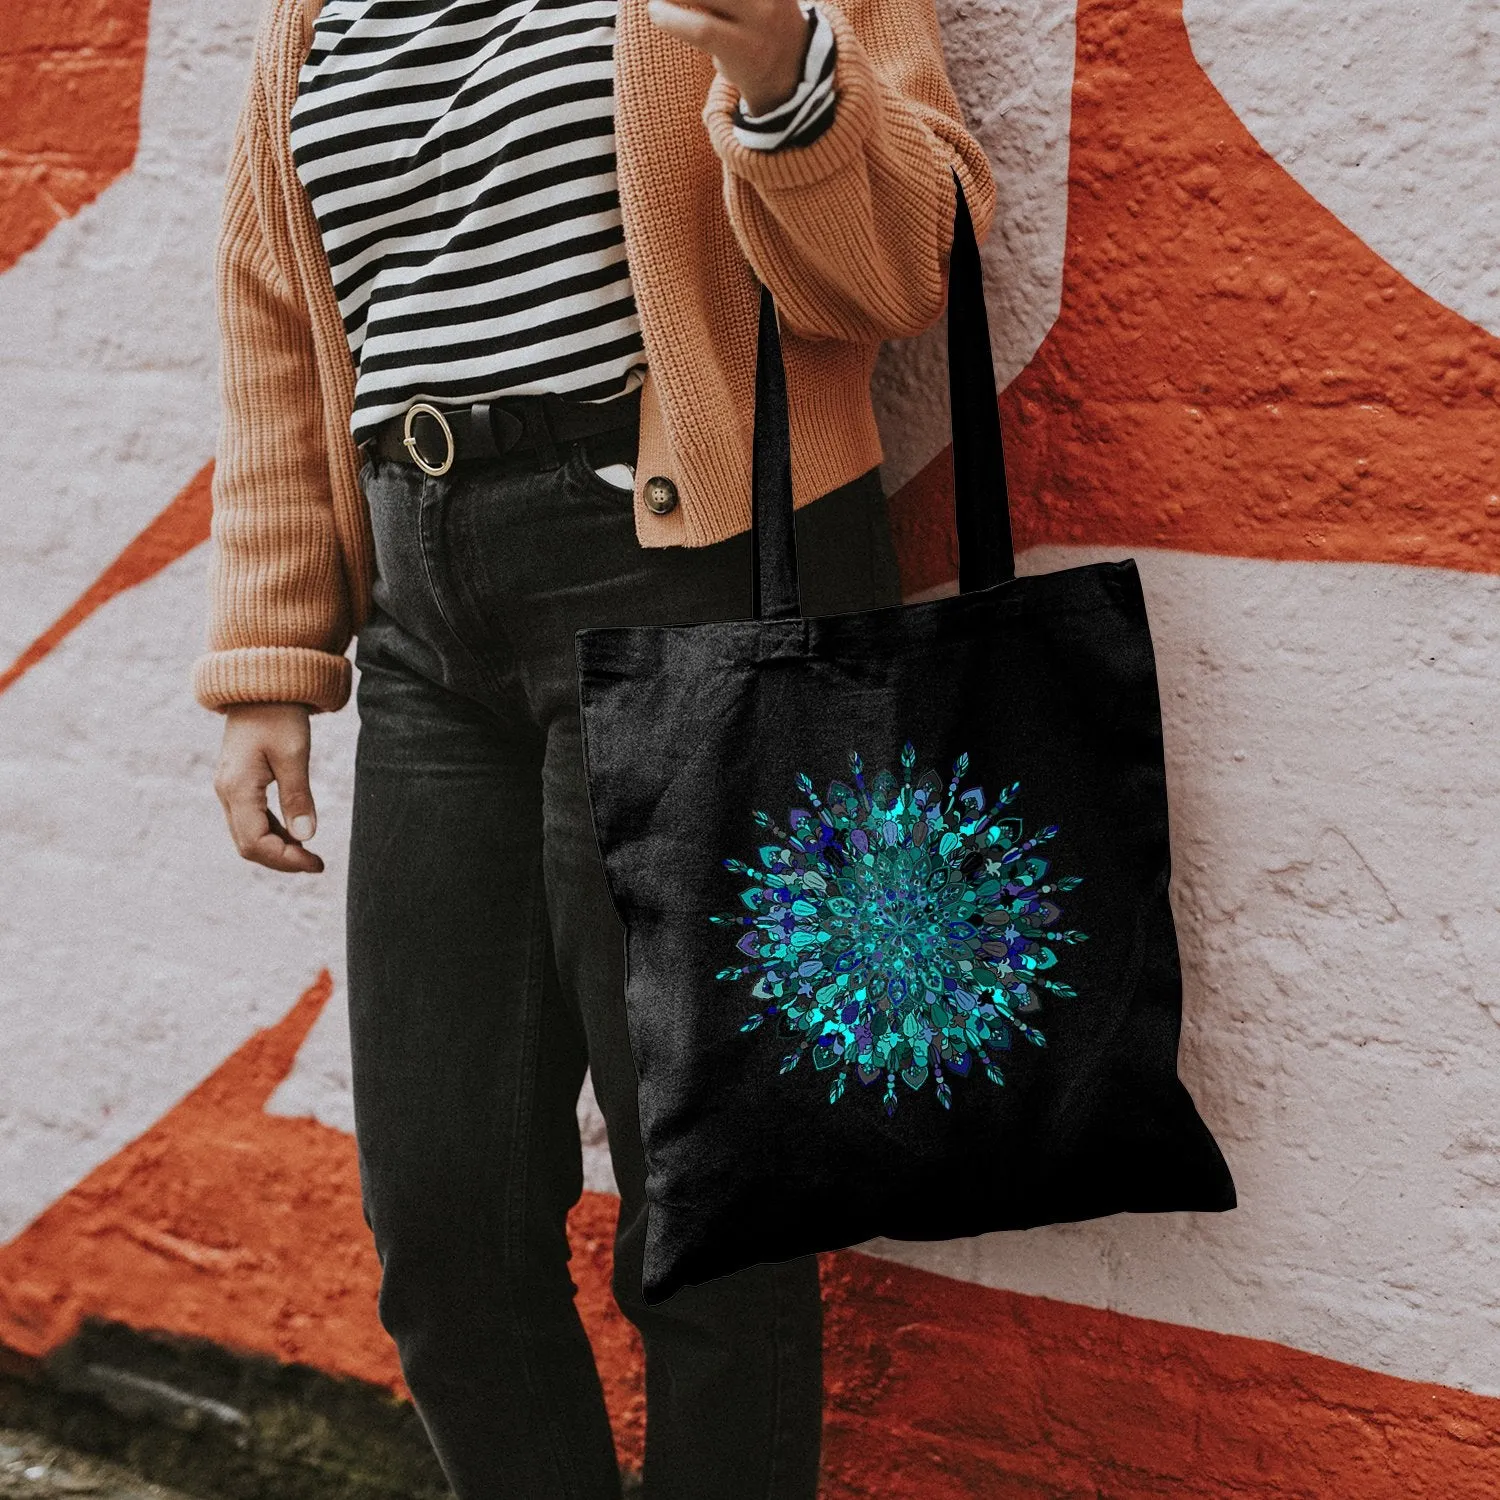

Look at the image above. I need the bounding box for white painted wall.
[0,548,360,1237]
[0,0,343,1240]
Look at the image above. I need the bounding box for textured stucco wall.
[2,0,1497,1491]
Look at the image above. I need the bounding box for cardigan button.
[644,476,679,515]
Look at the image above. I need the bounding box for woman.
[198,0,994,1492]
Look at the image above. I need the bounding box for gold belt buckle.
[402,403,456,477]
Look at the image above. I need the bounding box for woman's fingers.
[266,806,326,874]
[269,739,318,845]
[214,703,323,875]
[647,0,731,49]
[647,0,810,115]
[266,740,324,873]
[215,766,323,873]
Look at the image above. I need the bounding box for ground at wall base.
[0,1421,207,1500]
[0,1321,451,1500]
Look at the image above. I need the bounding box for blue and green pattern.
[712,745,1086,1115]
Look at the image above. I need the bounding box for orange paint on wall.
[820,1255,1500,1499]
[0,0,153,272]
[0,975,396,1381]
[891,0,1500,592]
[0,462,212,698]
[4,982,1497,1495]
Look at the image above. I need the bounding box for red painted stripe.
[820,1253,1500,1497]
[0,462,213,699]
[888,457,962,599]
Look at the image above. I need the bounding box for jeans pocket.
[566,442,637,503]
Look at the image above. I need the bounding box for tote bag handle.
[751,173,1015,621]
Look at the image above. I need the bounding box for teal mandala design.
[712,744,1087,1115]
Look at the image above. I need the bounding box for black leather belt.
[369,387,641,476]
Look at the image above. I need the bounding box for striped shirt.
[289,0,839,444]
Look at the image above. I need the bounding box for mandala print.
[712,744,1087,1115]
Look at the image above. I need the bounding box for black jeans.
[345,437,902,1500]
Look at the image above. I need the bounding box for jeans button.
[644,476,679,515]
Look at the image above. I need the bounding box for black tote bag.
[576,181,1235,1305]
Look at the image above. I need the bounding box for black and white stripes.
[290,0,839,444]
[731,3,837,150]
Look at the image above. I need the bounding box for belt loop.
[532,397,560,471]
[468,403,502,461]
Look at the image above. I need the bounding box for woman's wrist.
[730,4,837,152]
[736,5,816,115]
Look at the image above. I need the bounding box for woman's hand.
[214,703,324,874]
[648,0,813,116]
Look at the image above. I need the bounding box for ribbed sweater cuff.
[193,646,352,714]
[702,2,879,189]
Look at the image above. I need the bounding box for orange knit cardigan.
[193,0,996,714]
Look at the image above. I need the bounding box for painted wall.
[1,0,1497,1494]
